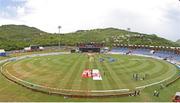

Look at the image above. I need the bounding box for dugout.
[24,45,44,52]
[30,45,40,50]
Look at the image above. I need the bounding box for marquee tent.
[0,49,6,56]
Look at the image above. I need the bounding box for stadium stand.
[77,43,104,53]
[111,48,180,61]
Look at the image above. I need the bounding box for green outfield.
[0,53,179,102]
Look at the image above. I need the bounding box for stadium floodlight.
[58,26,62,49]
[127,28,131,31]
[58,26,61,34]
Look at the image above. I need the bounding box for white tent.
[150,50,155,54]
[24,47,31,51]
[39,46,44,50]
[0,49,6,56]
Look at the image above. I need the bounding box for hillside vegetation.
[0,25,179,50]
[176,39,180,44]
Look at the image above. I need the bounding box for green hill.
[62,28,178,47]
[0,25,51,50]
[176,39,180,44]
[0,25,179,51]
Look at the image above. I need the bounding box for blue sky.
[0,0,180,41]
[0,0,27,18]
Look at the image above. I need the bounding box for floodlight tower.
[58,26,61,34]
[127,28,131,31]
[58,26,62,49]
[127,27,131,45]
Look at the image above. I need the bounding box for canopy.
[0,49,6,56]
[0,49,5,53]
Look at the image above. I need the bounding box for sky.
[0,0,180,41]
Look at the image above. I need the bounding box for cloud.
[0,0,28,18]
[0,0,180,41]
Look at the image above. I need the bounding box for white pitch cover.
[92,69,102,80]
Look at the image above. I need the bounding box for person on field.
[160,84,164,89]
[153,90,157,96]
[137,90,140,95]
[134,90,137,96]
[135,74,138,81]
[134,90,140,96]
[133,73,135,79]
[156,91,160,97]
[91,69,93,77]
[153,90,160,97]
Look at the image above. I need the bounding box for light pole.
[127,28,131,31]
[58,26,61,49]
[58,26,61,34]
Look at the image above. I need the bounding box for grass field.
[0,53,180,102]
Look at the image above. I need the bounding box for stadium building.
[77,42,104,53]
